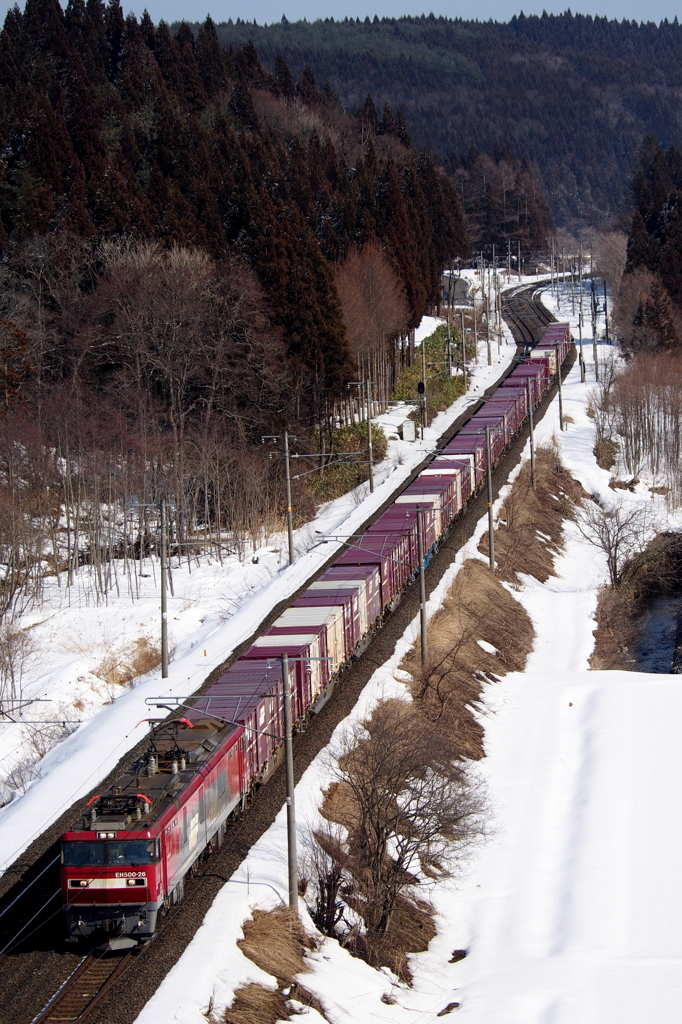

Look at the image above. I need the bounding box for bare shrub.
[95,634,162,688]
[0,759,41,804]
[300,821,351,938]
[0,620,35,709]
[325,700,488,940]
[594,438,619,470]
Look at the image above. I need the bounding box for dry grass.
[216,907,325,1024]
[95,635,161,687]
[238,907,313,984]
[220,984,286,1024]
[403,445,584,757]
[402,558,535,759]
[594,438,619,470]
[480,443,586,584]
[589,587,637,670]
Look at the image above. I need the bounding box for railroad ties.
[31,952,132,1024]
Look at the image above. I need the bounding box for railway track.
[502,283,554,349]
[31,952,133,1024]
[2,279,558,1024]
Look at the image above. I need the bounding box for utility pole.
[281,654,298,913]
[284,431,295,564]
[556,344,564,430]
[526,378,536,490]
[485,426,495,570]
[591,280,599,382]
[485,292,492,366]
[579,313,585,383]
[446,313,453,376]
[518,239,522,280]
[160,499,168,678]
[365,378,374,493]
[460,309,467,388]
[263,433,296,565]
[473,299,478,363]
[603,280,610,344]
[420,337,427,439]
[417,507,428,665]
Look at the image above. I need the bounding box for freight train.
[60,322,572,949]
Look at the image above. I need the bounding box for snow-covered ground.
[135,278,682,1024]
[0,281,519,874]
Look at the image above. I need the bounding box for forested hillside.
[0,0,477,565]
[210,12,682,227]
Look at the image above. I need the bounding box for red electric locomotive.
[61,716,244,948]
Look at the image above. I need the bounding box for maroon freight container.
[268,605,345,675]
[470,406,513,446]
[503,363,549,404]
[443,436,488,488]
[296,589,359,656]
[190,660,285,788]
[336,533,410,608]
[421,458,472,505]
[318,565,382,636]
[460,417,506,463]
[242,634,327,718]
[493,386,529,424]
[401,474,459,531]
[367,509,421,566]
[380,504,439,552]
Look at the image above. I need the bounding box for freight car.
[60,322,572,948]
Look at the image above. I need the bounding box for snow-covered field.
[0,280,518,874]
[135,278,682,1024]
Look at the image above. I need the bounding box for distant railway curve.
[502,284,553,349]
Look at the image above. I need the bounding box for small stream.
[633,596,682,673]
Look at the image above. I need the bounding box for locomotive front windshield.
[62,840,158,866]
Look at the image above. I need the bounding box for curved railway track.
[1,281,557,1024]
[502,283,554,349]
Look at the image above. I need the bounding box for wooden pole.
[160,499,168,678]
[417,507,428,665]
[527,378,536,491]
[281,653,298,913]
[486,427,495,570]
[284,431,295,565]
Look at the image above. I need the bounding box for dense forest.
[209,12,682,228]
[0,0,558,614]
[603,137,682,353]
[0,0,478,579]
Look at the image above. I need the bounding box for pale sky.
[0,0,679,27]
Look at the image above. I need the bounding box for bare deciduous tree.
[327,699,488,937]
[577,496,657,589]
